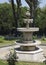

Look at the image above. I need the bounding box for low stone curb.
[0,43,16,48]
[40,44,46,46]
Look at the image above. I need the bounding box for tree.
[25,0,39,18]
[35,6,46,35]
[9,0,18,37]
[0,3,27,35]
[16,0,22,27]
[25,0,39,27]
[0,3,15,35]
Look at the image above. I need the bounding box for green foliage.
[0,60,7,65]
[0,36,4,43]
[0,3,27,35]
[18,7,27,27]
[16,62,46,65]
[0,60,46,65]
[4,35,16,40]
[0,36,16,47]
[33,35,37,40]
[0,3,46,35]
[35,7,46,30]
[41,36,45,40]
[7,49,18,65]
[41,36,46,41]
[0,3,15,35]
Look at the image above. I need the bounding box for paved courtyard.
[40,46,46,56]
[0,45,19,60]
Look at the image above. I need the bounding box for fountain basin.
[16,40,41,51]
[20,46,38,51]
[15,47,45,62]
[15,40,41,46]
[17,28,39,32]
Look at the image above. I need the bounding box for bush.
[33,35,37,40]
[4,35,16,40]
[0,36,4,43]
[0,39,4,43]
[7,49,18,65]
[41,36,45,41]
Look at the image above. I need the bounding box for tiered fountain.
[15,9,45,62]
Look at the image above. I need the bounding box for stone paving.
[0,45,19,60]
[40,46,46,56]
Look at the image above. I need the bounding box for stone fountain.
[15,10,45,62]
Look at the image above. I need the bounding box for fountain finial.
[24,8,33,28]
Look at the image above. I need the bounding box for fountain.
[15,0,45,62]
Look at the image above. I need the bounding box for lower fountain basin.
[15,47,45,62]
[20,46,37,51]
[15,46,38,51]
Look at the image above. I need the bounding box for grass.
[0,36,46,47]
[0,36,16,47]
[16,62,46,65]
[0,36,46,65]
[40,36,46,44]
[0,60,46,65]
[0,60,8,65]
[41,36,46,41]
[0,35,46,47]
[33,35,46,44]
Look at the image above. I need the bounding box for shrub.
[41,36,45,41]
[33,35,37,40]
[7,49,18,65]
[4,35,15,40]
[0,36,4,43]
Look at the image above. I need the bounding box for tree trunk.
[11,0,18,37]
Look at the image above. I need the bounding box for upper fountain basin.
[24,19,33,23]
[17,28,39,32]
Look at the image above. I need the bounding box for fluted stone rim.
[17,28,39,32]
[24,19,33,23]
[15,48,43,54]
[15,40,41,46]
